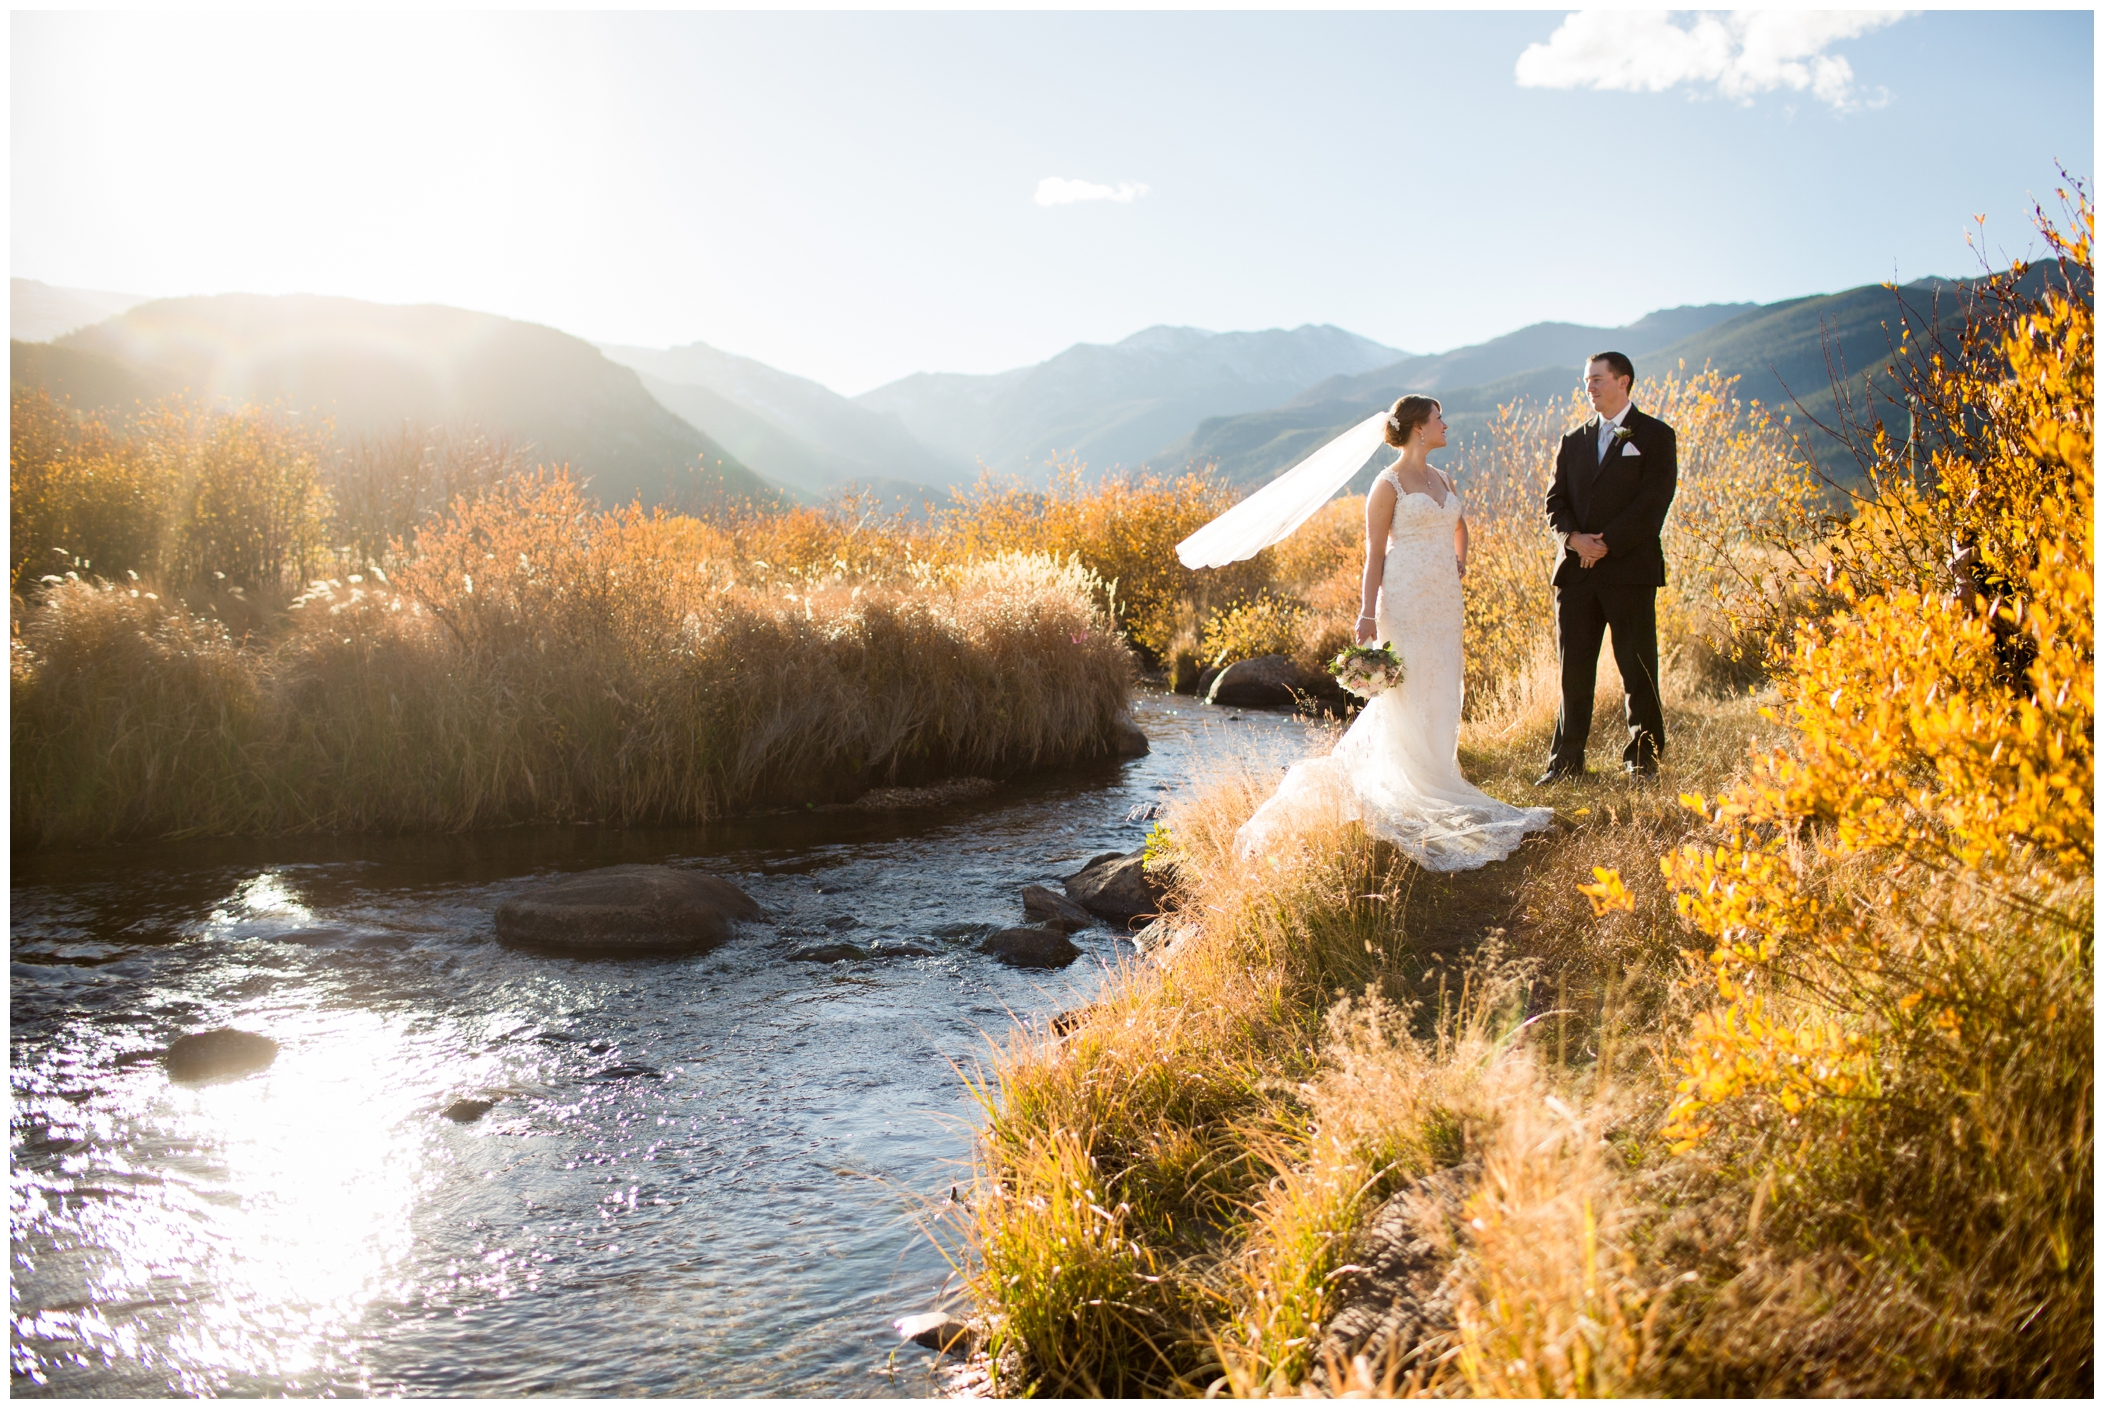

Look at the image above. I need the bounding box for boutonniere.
[1609,425,1635,448]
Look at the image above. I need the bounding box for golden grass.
[12,473,1133,845]
[954,680,1786,1395]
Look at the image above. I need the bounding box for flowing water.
[9,689,1321,1397]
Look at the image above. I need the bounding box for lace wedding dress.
[1235,469,1555,870]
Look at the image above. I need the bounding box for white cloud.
[1034,177,1149,207]
[1515,10,1910,109]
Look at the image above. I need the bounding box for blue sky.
[12,9,2094,395]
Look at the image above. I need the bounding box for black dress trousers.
[1548,577,1665,772]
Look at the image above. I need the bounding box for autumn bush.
[10,390,336,596]
[324,421,530,573]
[931,463,1273,662]
[1648,193,2092,1393]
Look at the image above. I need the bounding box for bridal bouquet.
[1328,641,1404,699]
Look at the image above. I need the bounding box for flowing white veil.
[1174,411,1392,569]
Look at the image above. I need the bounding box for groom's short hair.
[1588,350,1635,386]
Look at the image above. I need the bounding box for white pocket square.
[1620,443,1642,456]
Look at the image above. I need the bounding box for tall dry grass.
[12,472,1133,845]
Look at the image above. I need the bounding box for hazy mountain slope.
[603,340,962,496]
[854,324,1406,480]
[11,279,151,343]
[1641,279,1950,439]
[47,294,774,508]
[12,339,178,410]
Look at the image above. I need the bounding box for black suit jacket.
[1544,405,1678,588]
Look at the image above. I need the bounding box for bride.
[1176,395,1554,871]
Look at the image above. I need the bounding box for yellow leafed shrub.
[1657,191,2091,1392]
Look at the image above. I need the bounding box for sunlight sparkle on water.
[17,1006,473,1391]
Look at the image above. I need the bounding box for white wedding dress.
[1235,468,1555,870]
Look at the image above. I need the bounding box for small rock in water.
[893,1311,975,1355]
[821,915,862,932]
[164,1028,278,1082]
[791,943,868,963]
[870,939,936,959]
[980,926,1082,969]
[1062,850,1166,926]
[494,864,761,957]
[443,1098,496,1123]
[1109,708,1150,757]
[589,1064,660,1081]
[274,927,354,947]
[1021,884,1094,933]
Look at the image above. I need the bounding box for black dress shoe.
[1534,767,1581,787]
[1625,761,1660,779]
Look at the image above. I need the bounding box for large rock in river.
[165,1028,278,1082]
[495,865,761,956]
[1208,654,1345,710]
[1207,654,1302,708]
[1062,850,1166,926]
[1109,708,1149,757]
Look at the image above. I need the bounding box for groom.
[1537,352,1678,783]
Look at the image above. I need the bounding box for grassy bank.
[950,196,2092,1395]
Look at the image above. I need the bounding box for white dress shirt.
[1596,402,1633,462]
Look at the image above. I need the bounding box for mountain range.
[1158,303,1758,485]
[14,270,2009,510]
[853,323,1405,481]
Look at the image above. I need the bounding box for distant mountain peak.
[1115,325,1217,351]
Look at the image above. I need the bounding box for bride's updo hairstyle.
[1384,395,1441,448]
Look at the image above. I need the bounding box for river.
[9,688,1320,1397]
